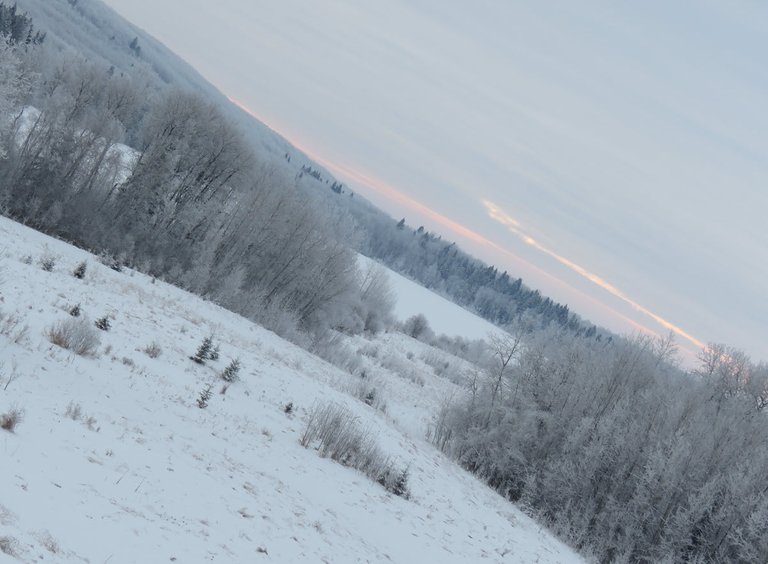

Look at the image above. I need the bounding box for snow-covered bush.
[400,314,434,343]
[380,351,425,387]
[143,342,162,358]
[47,317,100,356]
[312,332,364,375]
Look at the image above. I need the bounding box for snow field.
[0,216,580,563]
[358,254,503,341]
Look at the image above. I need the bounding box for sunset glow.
[483,200,706,351]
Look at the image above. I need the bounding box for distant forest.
[359,215,593,334]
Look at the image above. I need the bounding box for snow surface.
[0,217,580,563]
[359,255,502,342]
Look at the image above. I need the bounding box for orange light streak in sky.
[483,200,706,351]
[229,96,681,346]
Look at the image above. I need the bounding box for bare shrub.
[1,361,20,391]
[47,317,101,356]
[64,401,83,420]
[312,332,363,374]
[64,402,97,431]
[421,349,464,384]
[143,342,162,358]
[358,342,380,359]
[300,402,409,498]
[0,536,19,557]
[0,311,29,345]
[0,406,23,432]
[380,351,425,387]
[343,377,387,412]
[39,531,60,554]
[39,253,56,272]
[98,252,122,272]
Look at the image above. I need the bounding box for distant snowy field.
[0,217,579,563]
[359,255,502,341]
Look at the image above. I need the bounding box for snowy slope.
[0,217,580,563]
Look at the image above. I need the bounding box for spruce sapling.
[221,358,241,382]
[197,383,213,408]
[73,261,87,279]
[191,336,213,364]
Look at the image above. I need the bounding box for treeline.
[0,2,44,45]
[0,5,391,343]
[433,330,768,562]
[349,207,595,335]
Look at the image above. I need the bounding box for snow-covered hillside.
[0,217,580,563]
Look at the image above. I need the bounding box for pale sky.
[102,0,767,362]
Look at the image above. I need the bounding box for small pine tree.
[69,304,81,317]
[73,261,87,279]
[197,383,213,408]
[191,336,213,364]
[220,358,240,382]
[391,468,410,498]
[95,316,110,331]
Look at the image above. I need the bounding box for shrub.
[73,261,87,279]
[95,316,111,331]
[0,311,29,345]
[209,344,220,361]
[39,254,56,272]
[47,317,101,356]
[401,314,434,342]
[64,401,82,420]
[300,402,409,498]
[143,342,162,358]
[345,378,387,412]
[312,332,363,374]
[0,407,23,432]
[69,304,81,317]
[98,252,122,272]
[284,402,294,415]
[0,536,19,557]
